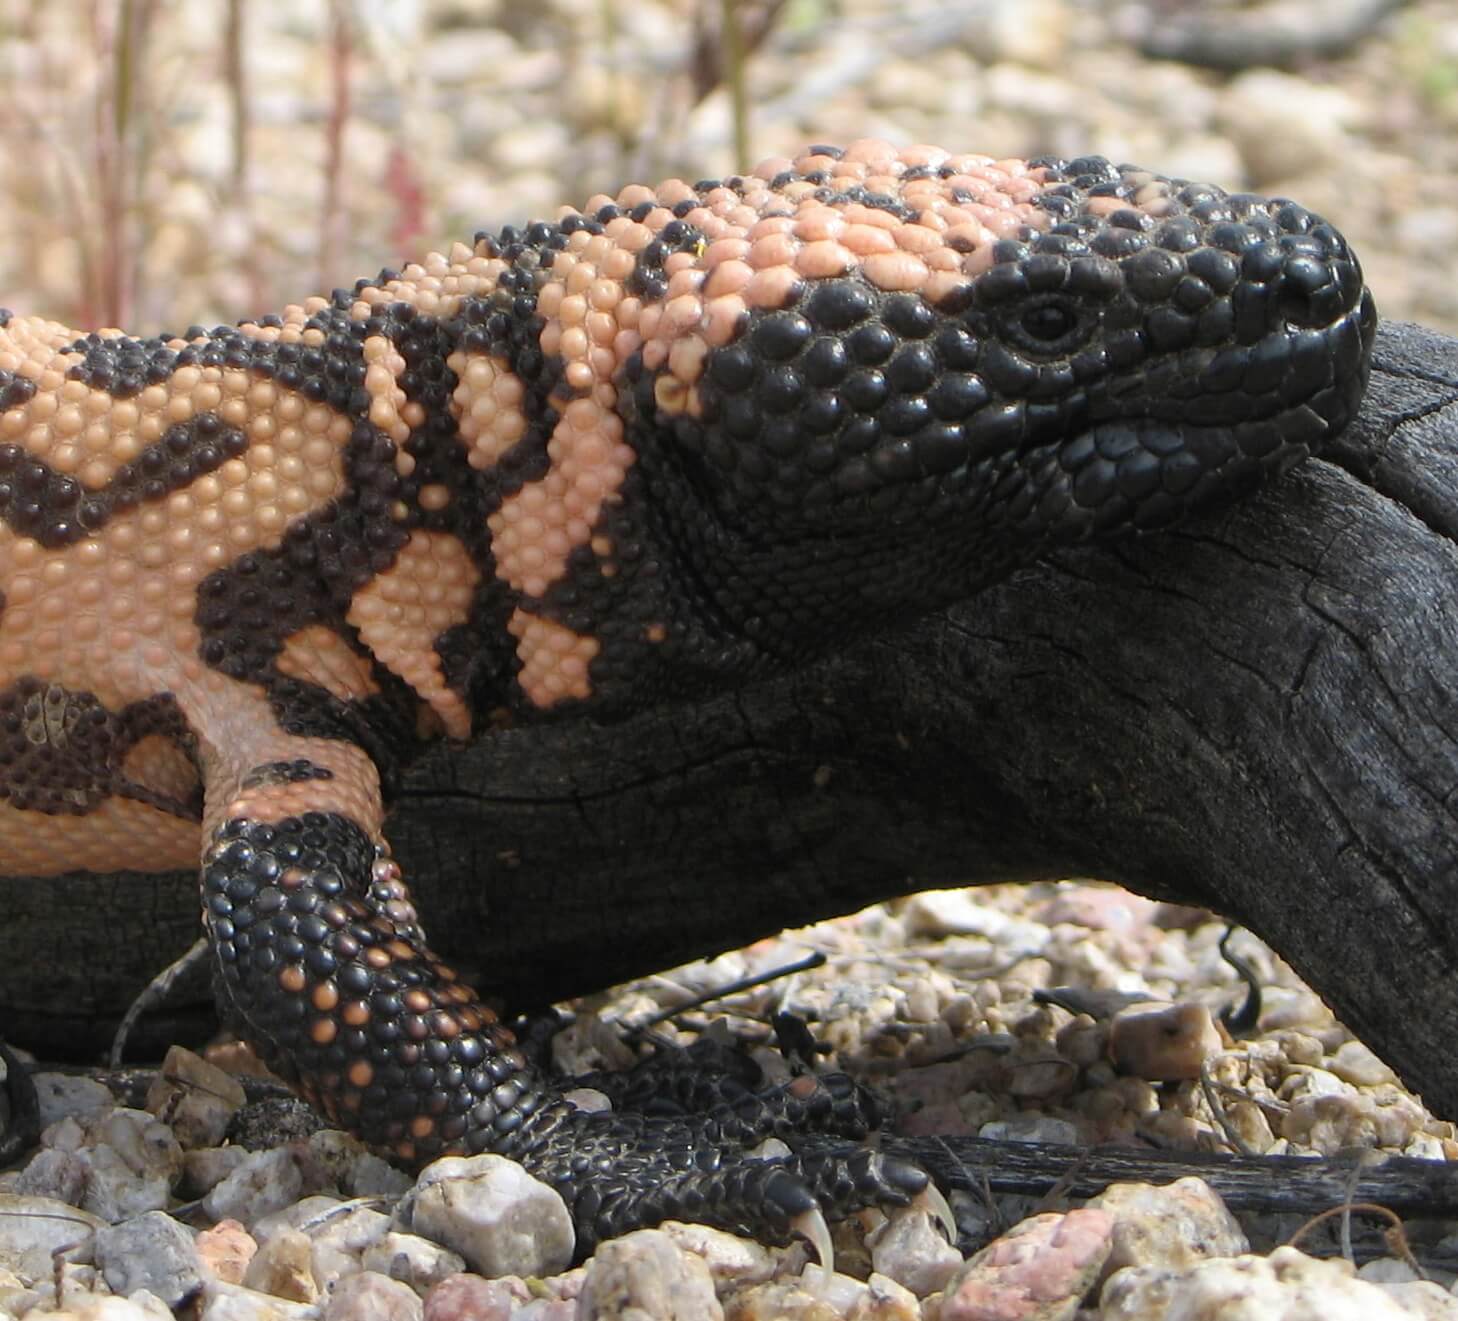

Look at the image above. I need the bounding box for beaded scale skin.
[0,141,1374,1252]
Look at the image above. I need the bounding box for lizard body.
[0,140,1375,1249]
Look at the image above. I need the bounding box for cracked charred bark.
[5,320,1458,1122]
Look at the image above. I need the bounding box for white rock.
[203,1149,305,1225]
[307,1205,394,1289]
[1101,1245,1419,1320]
[1258,990,1334,1032]
[868,1202,963,1296]
[1089,1178,1247,1280]
[1405,1133,1450,1160]
[32,1074,114,1130]
[251,1194,348,1240]
[979,1116,1081,1145]
[95,1209,204,1308]
[655,1221,780,1288]
[42,1115,88,1153]
[849,1272,921,1319]
[0,1192,104,1283]
[79,1143,171,1222]
[13,1146,88,1206]
[900,978,941,1025]
[419,27,519,84]
[982,63,1079,120]
[491,123,571,176]
[79,1109,184,1221]
[182,1146,251,1198]
[1358,1257,1425,1285]
[1328,1041,1398,1088]
[793,1264,919,1316]
[200,1279,320,1320]
[409,1155,573,1279]
[577,1229,720,1320]
[902,891,1048,952]
[559,1087,614,1115]
[1282,1089,1426,1154]
[360,1231,465,1296]
[253,1196,390,1290]
[1281,1066,1352,1102]
[242,1226,318,1304]
[723,1271,863,1320]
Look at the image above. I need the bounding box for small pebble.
[409,1154,574,1279]
[196,1219,258,1286]
[203,1149,305,1224]
[1102,1245,1422,1320]
[1108,1003,1222,1082]
[423,1272,531,1321]
[145,1046,247,1150]
[242,1225,318,1304]
[95,1209,205,1309]
[1089,1178,1247,1281]
[936,1208,1113,1321]
[1329,1040,1398,1088]
[0,1191,106,1283]
[868,1202,963,1296]
[360,1230,466,1295]
[576,1229,719,1320]
[322,1269,425,1321]
[32,1075,115,1130]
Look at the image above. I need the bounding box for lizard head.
[633,148,1374,636]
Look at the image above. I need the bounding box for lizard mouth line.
[1033,291,1377,541]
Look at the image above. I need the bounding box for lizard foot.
[521,1104,933,1260]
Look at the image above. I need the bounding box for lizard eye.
[999,294,1096,358]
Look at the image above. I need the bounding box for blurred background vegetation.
[0,0,1453,334]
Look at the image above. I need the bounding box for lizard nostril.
[1277,253,1344,327]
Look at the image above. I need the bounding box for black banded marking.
[0,681,200,818]
[239,759,337,790]
[0,414,247,548]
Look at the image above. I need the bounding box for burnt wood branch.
[5,320,1458,1137]
[881,1133,1458,1224]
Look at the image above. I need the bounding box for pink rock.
[323,1270,423,1320]
[195,1218,257,1286]
[424,1272,530,1321]
[939,1209,1113,1321]
[1039,887,1157,933]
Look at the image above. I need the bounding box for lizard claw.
[915,1181,958,1243]
[790,1205,835,1276]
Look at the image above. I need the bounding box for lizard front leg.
[200,738,929,1258]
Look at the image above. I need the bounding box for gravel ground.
[2,1,1458,1317]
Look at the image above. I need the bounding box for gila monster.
[0,140,1375,1254]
